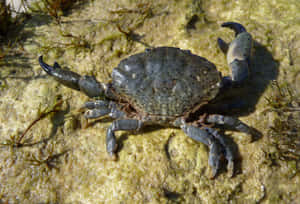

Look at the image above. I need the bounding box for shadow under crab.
[39,22,260,178]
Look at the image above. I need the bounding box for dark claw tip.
[38,55,45,67]
[38,55,54,74]
[217,37,229,54]
[53,62,61,69]
[221,22,247,35]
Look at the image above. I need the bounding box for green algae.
[0,0,300,203]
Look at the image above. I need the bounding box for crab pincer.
[218,22,252,84]
[39,56,106,98]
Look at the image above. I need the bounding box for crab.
[39,22,255,178]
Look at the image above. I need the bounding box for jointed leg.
[180,122,224,178]
[82,100,144,159]
[83,100,146,160]
[106,119,143,159]
[206,114,253,137]
[83,100,142,159]
[83,100,126,119]
[203,127,235,177]
[83,100,111,118]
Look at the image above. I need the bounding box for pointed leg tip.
[108,152,118,161]
[209,169,218,179]
[107,142,118,161]
[227,161,235,178]
[209,163,221,179]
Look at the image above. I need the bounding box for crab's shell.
[111,47,221,118]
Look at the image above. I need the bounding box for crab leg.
[218,22,252,84]
[83,100,111,118]
[39,56,106,98]
[203,127,235,177]
[106,119,143,159]
[180,122,224,178]
[83,100,126,119]
[206,114,253,137]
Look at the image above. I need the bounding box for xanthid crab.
[39,22,256,178]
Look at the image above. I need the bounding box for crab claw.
[39,56,81,90]
[218,22,252,84]
[221,22,247,36]
[39,56,105,98]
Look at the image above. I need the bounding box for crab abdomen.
[111,47,221,117]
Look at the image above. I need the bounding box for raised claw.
[39,56,81,90]
[227,160,234,178]
[39,56,105,97]
[221,22,247,36]
[218,22,252,84]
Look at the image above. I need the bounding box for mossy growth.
[264,80,300,175]
[26,143,68,172]
[184,0,208,31]
[0,95,64,148]
[39,28,92,57]
[107,2,154,47]
[28,0,82,23]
